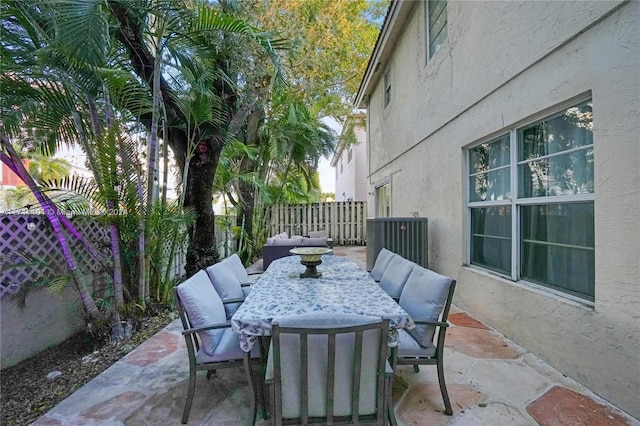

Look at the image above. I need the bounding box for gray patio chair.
[370,248,396,282]
[174,271,262,424]
[378,255,415,300]
[266,313,396,425]
[206,259,249,319]
[389,266,456,415]
[222,253,262,295]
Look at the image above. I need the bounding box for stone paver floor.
[33,246,639,425]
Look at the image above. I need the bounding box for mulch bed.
[0,310,174,426]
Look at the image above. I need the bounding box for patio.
[32,247,638,426]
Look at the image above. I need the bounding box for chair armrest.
[222,297,245,304]
[412,319,449,328]
[182,321,232,335]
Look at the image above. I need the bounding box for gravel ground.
[0,310,174,426]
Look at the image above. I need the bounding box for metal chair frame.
[390,280,457,415]
[268,318,396,425]
[174,288,263,425]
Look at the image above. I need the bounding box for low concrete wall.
[1,286,85,368]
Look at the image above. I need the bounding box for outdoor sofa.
[262,231,331,270]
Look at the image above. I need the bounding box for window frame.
[426,0,447,60]
[383,65,391,108]
[466,98,595,303]
[375,178,392,218]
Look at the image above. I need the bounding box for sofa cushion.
[308,230,328,239]
[301,237,327,247]
[271,236,304,246]
[266,232,290,245]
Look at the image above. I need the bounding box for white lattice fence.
[0,214,111,299]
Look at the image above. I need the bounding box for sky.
[319,116,342,194]
[318,156,335,193]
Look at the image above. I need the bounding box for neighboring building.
[356,0,639,418]
[0,160,28,212]
[330,115,368,202]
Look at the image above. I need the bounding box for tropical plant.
[0,137,102,322]
[210,0,384,262]
[1,0,286,319]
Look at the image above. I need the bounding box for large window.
[467,100,595,301]
[427,0,447,59]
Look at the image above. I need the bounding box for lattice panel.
[1,214,112,299]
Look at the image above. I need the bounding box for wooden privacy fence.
[266,201,366,245]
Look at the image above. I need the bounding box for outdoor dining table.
[230,254,415,353]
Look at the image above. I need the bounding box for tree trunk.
[235,107,263,263]
[110,3,238,276]
[183,135,222,276]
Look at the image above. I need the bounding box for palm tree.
[215,88,336,262]
[2,0,286,284]
[105,0,286,275]
[0,137,102,321]
[25,153,72,182]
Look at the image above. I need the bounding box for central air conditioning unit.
[366,217,428,271]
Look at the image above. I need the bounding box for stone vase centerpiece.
[289,247,333,278]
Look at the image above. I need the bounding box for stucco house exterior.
[355,0,639,418]
[331,115,368,202]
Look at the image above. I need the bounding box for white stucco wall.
[365,0,639,418]
[1,286,85,368]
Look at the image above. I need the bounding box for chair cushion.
[370,248,396,281]
[222,253,249,283]
[267,313,382,418]
[195,328,260,363]
[396,329,437,358]
[206,262,244,318]
[379,256,415,299]
[176,270,227,356]
[399,266,452,348]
